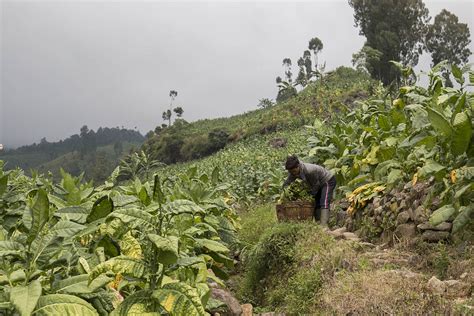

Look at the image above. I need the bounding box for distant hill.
[0,126,144,181]
[142,66,373,164]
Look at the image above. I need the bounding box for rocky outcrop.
[211,285,243,316]
[427,276,471,298]
[335,178,457,243]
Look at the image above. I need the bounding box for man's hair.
[285,155,299,170]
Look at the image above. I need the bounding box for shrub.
[239,222,302,305]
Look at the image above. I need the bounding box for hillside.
[0,64,472,315]
[151,63,474,314]
[141,67,373,164]
[0,127,144,181]
[36,141,142,182]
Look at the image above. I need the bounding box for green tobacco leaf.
[53,274,112,294]
[387,169,403,184]
[451,111,472,156]
[138,186,151,206]
[451,64,464,86]
[28,189,50,244]
[426,107,453,137]
[0,174,8,196]
[87,196,113,223]
[108,208,154,229]
[195,238,229,254]
[10,279,42,316]
[109,290,164,315]
[89,256,146,284]
[378,115,391,131]
[34,294,98,315]
[418,160,447,181]
[50,220,85,238]
[86,196,114,223]
[454,183,474,200]
[163,200,205,216]
[54,206,89,224]
[148,234,179,265]
[211,167,220,185]
[452,206,473,233]
[153,174,165,205]
[0,241,25,257]
[152,282,206,316]
[429,205,456,226]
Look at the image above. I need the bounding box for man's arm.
[282,173,296,188]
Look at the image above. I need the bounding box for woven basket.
[276,201,315,221]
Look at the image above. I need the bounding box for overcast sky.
[1,0,473,148]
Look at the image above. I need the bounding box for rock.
[403,182,413,191]
[421,230,450,242]
[394,223,416,239]
[336,211,347,226]
[342,232,357,239]
[359,242,375,248]
[430,197,441,210]
[414,206,429,223]
[396,200,407,213]
[328,230,344,239]
[373,197,381,208]
[342,232,360,242]
[427,276,446,295]
[333,227,347,234]
[241,303,253,316]
[390,202,398,213]
[417,222,452,231]
[384,269,421,280]
[396,211,410,224]
[444,280,471,298]
[374,206,383,215]
[211,288,243,316]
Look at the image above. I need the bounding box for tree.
[173,106,184,117]
[257,98,275,109]
[167,90,178,126]
[282,58,293,82]
[348,0,430,85]
[308,37,323,69]
[425,9,471,86]
[276,81,297,103]
[351,45,383,80]
[296,49,316,87]
[162,90,184,126]
[162,109,172,126]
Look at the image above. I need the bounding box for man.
[283,155,336,226]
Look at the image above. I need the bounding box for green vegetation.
[0,162,238,315]
[1,0,473,311]
[279,179,313,203]
[305,63,473,234]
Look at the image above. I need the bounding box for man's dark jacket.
[283,160,334,195]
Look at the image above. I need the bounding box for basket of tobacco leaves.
[276,179,315,221]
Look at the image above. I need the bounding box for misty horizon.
[1,0,473,148]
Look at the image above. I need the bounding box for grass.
[238,203,278,247]
[318,269,452,314]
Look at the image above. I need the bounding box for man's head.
[285,155,300,176]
